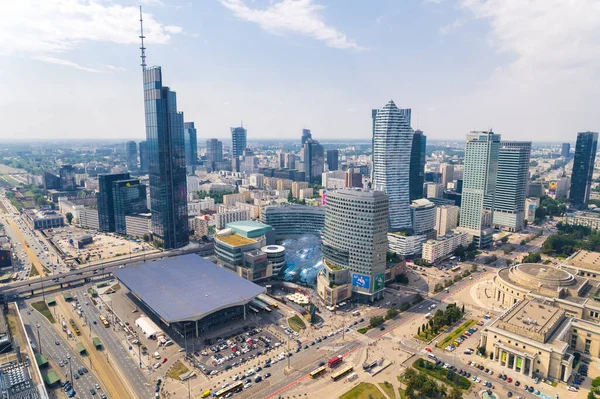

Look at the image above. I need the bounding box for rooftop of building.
[226,220,272,237]
[411,198,435,208]
[113,254,265,323]
[567,250,600,271]
[214,232,256,247]
[496,299,565,341]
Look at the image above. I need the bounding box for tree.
[587,392,596,399]
[65,212,73,225]
[501,236,509,244]
[471,264,478,272]
[395,273,409,284]
[386,308,399,320]
[461,304,465,313]
[417,326,421,335]
[520,239,526,246]
[287,190,293,202]
[434,283,444,292]
[448,386,463,399]
[369,316,384,328]
[142,234,150,242]
[400,302,411,311]
[453,244,466,259]
[522,252,542,263]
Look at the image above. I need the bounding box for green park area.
[340,382,385,399]
[31,301,55,324]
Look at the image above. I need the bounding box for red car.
[162,358,168,364]
[425,347,432,352]
[507,377,512,383]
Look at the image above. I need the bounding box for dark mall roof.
[113,254,265,323]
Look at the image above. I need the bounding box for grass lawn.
[379,382,395,399]
[358,327,369,334]
[415,328,443,342]
[0,175,20,187]
[30,264,39,277]
[166,360,189,380]
[288,315,306,332]
[413,359,471,390]
[6,313,17,337]
[398,388,407,399]
[340,382,386,399]
[437,319,476,349]
[31,301,56,324]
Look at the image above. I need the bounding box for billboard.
[548,181,557,196]
[528,204,536,218]
[352,273,371,290]
[373,273,385,291]
[516,357,522,368]
[322,189,327,205]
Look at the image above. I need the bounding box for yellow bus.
[99,315,110,328]
[309,366,327,379]
[331,366,353,381]
[214,381,243,397]
[201,390,211,398]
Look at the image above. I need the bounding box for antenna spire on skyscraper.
[139,6,147,70]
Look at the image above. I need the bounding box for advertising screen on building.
[527,204,536,218]
[351,273,371,290]
[373,273,385,291]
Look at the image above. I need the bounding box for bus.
[309,366,327,379]
[331,366,353,381]
[248,306,260,314]
[328,355,343,368]
[451,266,461,272]
[213,381,243,397]
[99,315,110,328]
[257,294,279,309]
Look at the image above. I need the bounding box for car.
[380,326,385,331]
[568,386,579,392]
[82,367,88,373]
[225,393,233,398]
[244,382,252,389]
[318,361,326,367]
[507,377,513,383]
[264,373,271,378]
[514,381,520,386]
[162,357,168,363]
[90,388,96,395]
[55,340,60,345]
[507,392,513,398]
[95,384,100,390]
[74,374,79,380]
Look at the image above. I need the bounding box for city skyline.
[1,1,598,142]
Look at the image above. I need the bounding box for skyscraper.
[458,131,500,248]
[570,131,599,209]
[143,66,189,249]
[138,141,148,173]
[231,126,247,158]
[206,138,223,170]
[301,128,312,145]
[372,100,414,231]
[284,153,295,169]
[183,122,198,169]
[112,179,148,234]
[302,139,324,184]
[59,165,76,191]
[125,141,138,170]
[98,173,130,232]
[409,129,426,201]
[561,143,571,158]
[493,141,531,231]
[440,163,454,188]
[326,149,339,171]
[319,189,388,303]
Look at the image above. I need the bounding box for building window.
[585,339,591,355]
[537,360,540,364]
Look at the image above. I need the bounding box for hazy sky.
[0,0,598,143]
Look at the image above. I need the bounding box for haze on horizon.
[0,0,598,143]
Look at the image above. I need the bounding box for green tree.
[417,326,421,335]
[448,386,463,399]
[369,316,384,328]
[471,264,478,272]
[386,308,399,320]
[453,244,466,259]
[142,234,150,242]
[287,190,293,202]
[522,252,542,263]
[501,236,509,244]
[65,212,73,225]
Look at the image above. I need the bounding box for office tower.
[112,179,148,234]
[320,189,388,303]
[326,149,339,171]
[59,165,77,191]
[410,199,436,237]
[240,149,257,175]
[291,181,309,198]
[435,205,459,237]
[284,153,295,169]
[43,171,61,190]
[425,182,445,199]
[206,138,223,170]
[459,131,501,248]
[98,173,130,232]
[372,100,413,231]
[278,152,286,169]
[493,141,531,231]
[231,126,247,158]
[301,128,312,146]
[410,129,426,201]
[143,66,189,249]
[345,168,363,188]
[561,143,571,158]
[570,132,599,209]
[440,163,454,187]
[125,141,138,170]
[231,157,241,173]
[302,139,324,184]
[138,141,148,173]
[183,122,198,169]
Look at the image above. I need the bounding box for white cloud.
[0,0,182,71]
[32,55,103,73]
[218,0,365,51]
[439,18,465,35]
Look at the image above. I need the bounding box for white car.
[568,386,579,392]
[243,383,252,389]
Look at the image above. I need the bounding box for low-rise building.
[387,232,428,258]
[421,230,472,264]
[564,211,600,230]
[215,208,251,229]
[125,213,152,237]
[194,215,210,237]
[23,209,64,230]
[79,207,99,230]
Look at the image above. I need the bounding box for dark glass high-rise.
[570,131,598,209]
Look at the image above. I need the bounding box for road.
[20,300,104,399]
[71,286,154,398]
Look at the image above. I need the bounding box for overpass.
[0,242,214,301]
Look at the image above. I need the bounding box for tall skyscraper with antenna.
[139,7,189,249]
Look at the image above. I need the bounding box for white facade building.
[421,230,472,264]
[215,208,251,229]
[125,213,151,237]
[373,100,413,231]
[387,233,428,258]
[410,199,436,236]
[435,205,460,237]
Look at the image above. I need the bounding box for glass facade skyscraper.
[98,173,130,232]
[326,149,339,171]
[206,138,223,171]
[143,66,189,249]
[302,139,324,184]
[59,165,76,191]
[493,141,531,231]
[372,100,414,231]
[409,129,426,201]
[112,179,148,234]
[459,131,500,248]
[561,143,571,158]
[570,131,599,209]
[138,141,148,173]
[125,141,138,170]
[231,127,247,158]
[301,129,312,145]
[183,122,197,169]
